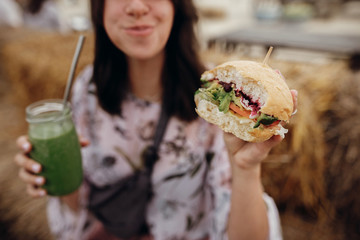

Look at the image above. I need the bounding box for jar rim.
[26,99,71,124]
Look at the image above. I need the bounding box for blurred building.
[0,0,91,32]
[195,0,360,65]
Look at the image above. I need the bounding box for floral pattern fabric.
[46,65,283,240]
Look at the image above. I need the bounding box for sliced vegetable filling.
[196,79,279,128]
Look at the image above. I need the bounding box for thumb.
[223,132,246,156]
[263,135,283,150]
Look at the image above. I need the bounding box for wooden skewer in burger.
[194,47,294,142]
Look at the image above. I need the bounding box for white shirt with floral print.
[46,65,283,240]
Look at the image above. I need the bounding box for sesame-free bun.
[195,60,293,142]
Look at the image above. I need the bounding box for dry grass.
[0,59,52,239]
[0,30,94,109]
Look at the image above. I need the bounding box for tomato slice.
[266,120,281,127]
[229,102,251,118]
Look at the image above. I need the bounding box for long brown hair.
[90,0,205,121]
[22,0,48,14]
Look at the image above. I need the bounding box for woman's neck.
[127,52,165,102]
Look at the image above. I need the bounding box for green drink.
[26,99,83,196]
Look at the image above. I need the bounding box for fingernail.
[22,142,30,151]
[32,164,41,173]
[275,69,284,78]
[294,90,298,97]
[35,177,44,185]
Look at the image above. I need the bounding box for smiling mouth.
[125,26,153,36]
[131,26,151,30]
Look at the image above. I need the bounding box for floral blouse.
[46,66,283,240]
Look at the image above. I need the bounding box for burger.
[194,60,293,142]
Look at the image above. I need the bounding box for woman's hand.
[14,135,46,197]
[14,135,90,198]
[226,89,297,240]
[225,89,298,171]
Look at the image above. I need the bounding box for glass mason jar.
[26,99,83,196]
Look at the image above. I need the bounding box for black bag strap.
[142,104,169,171]
[86,81,170,238]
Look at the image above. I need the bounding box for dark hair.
[90,0,205,121]
[25,0,48,14]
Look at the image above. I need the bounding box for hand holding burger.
[194,59,294,142]
[196,52,298,239]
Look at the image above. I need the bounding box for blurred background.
[0,0,360,239]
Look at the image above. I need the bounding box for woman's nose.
[125,0,150,18]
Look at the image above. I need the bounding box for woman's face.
[103,0,175,60]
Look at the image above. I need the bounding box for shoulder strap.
[143,105,170,171]
[153,105,169,152]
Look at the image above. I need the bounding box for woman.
[15,0,297,239]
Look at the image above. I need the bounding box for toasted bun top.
[201,60,293,121]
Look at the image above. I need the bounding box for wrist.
[232,162,261,182]
[232,155,261,173]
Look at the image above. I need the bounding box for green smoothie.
[27,100,83,196]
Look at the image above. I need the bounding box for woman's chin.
[126,49,165,61]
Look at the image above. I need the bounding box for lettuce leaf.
[253,113,278,128]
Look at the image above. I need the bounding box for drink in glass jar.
[26,99,83,196]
